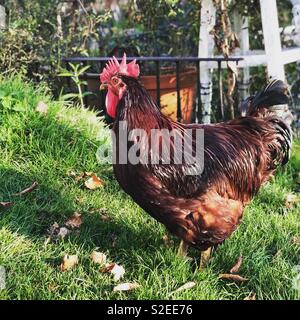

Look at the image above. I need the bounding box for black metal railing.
[62,56,243,123]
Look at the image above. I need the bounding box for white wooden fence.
[198,0,300,124]
[0,5,5,29]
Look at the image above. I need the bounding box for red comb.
[100,53,140,83]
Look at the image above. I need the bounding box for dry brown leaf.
[60,254,78,271]
[113,282,140,292]
[0,201,13,209]
[244,292,256,300]
[100,263,116,273]
[36,101,48,114]
[230,255,243,274]
[100,263,125,281]
[13,181,38,196]
[65,212,83,229]
[91,251,107,265]
[219,274,248,282]
[172,282,196,294]
[285,193,299,209]
[85,174,105,190]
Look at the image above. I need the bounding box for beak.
[100,83,108,90]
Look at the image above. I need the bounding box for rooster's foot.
[199,247,212,270]
[177,240,189,257]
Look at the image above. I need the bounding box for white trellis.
[0,5,5,29]
[198,0,300,123]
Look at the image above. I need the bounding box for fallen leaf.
[218,274,248,282]
[0,201,13,208]
[113,282,140,292]
[100,263,116,274]
[13,181,38,196]
[285,193,299,209]
[230,256,243,274]
[100,263,125,281]
[171,282,196,294]
[111,264,125,281]
[84,174,104,190]
[60,254,78,271]
[91,251,107,265]
[244,292,256,300]
[65,212,82,229]
[36,101,48,114]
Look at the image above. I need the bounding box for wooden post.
[198,0,216,124]
[260,0,285,80]
[0,5,5,29]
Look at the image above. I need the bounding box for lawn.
[0,76,299,300]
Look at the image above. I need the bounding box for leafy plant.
[59,63,92,108]
[1,0,111,93]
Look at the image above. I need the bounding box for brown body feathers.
[112,78,292,250]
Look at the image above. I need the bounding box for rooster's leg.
[199,247,212,270]
[177,240,189,257]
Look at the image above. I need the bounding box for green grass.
[0,76,299,300]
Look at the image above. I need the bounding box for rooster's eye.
[112,78,118,85]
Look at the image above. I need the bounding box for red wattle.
[106,90,119,118]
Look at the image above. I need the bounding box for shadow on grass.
[0,166,162,257]
[0,109,164,259]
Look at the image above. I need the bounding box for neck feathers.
[116,77,171,131]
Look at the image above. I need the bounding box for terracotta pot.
[140,67,197,123]
[85,68,197,123]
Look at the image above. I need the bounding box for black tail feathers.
[239,80,292,167]
[270,117,292,166]
[239,80,289,117]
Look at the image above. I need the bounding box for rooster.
[100,54,292,267]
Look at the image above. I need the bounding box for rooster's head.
[100,53,140,118]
